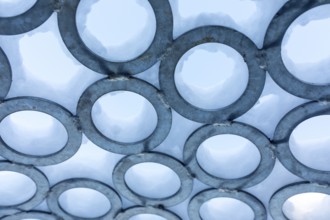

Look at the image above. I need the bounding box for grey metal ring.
[1,211,59,220]
[47,178,122,220]
[264,0,330,100]
[273,101,330,184]
[0,48,12,100]
[115,206,181,220]
[183,122,275,189]
[0,162,49,217]
[0,97,82,166]
[188,188,267,220]
[57,0,173,75]
[159,26,265,123]
[113,152,193,207]
[269,182,330,220]
[77,77,172,155]
[0,0,54,35]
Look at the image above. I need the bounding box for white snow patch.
[0,171,36,206]
[283,193,330,220]
[282,5,330,85]
[197,134,260,179]
[0,111,68,156]
[174,43,248,110]
[130,214,166,220]
[92,91,158,143]
[289,115,330,171]
[76,0,156,62]
[199,197,254,220]
[125,162,181,198]
[0,0,36,17]
[59,187,111,218]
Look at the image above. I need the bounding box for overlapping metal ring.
[0,0,329,219]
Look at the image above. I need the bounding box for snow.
[125,162,181,198]
[289,115,330,171]
[58,187,111,218]
[0,0,329,219]
[0,0,36,17]
[174,43,248,109]
[282,5,330,84]
[130,214,166,220]
[196,134,260,179]
[0,171,36,206]
[199,197,255,220]
[76,0,156,62]
[92,91,158,143]
[0,111,68,156]
[282,193,330,220]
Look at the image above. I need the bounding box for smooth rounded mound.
[59,188,111,218]
[92,91,158,143]
[129,214,166,220]
[200,197,254,220]
[175,43,248,110]
[290,115,330,171]
[125,162,181,198]
[197,134,261,179]
[0,0,36,17]
[0,111,68,156]
[283,193,330,220]
[282,5,330,85]
[0,171,36,206]
[76,0,156,62]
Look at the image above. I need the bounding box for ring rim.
[112,152,193,207]
[77,77,172,155]
[264,0,330,100]
[1,211,59,220]
[188,188,267,220]
[0,97,82,166]
[0,48,12,100]
[183,122,275,189]
[115,206,181,220]
[57,0,173,75]
[47,178,122,220]
[159,25,265,123]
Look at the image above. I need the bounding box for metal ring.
[188,188,267,220]
[159,26,265,123]
[57,0,173,75]
[0,162,49,217]
[115,206,181,220]
[0,48,12,100]
[0,97,82,166]
[269,182,330,220]
[273,101,330,184]
[1,211,59,220]
[113,152,193,207]
[0,0,54,35]
[47,178,122,220]
[77,77,172,155]
[264,0,330,100]
[183,122,275,189]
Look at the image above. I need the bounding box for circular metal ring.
[183,122,275,189]
[77,77,172,155]
[0,97,82,166]
[1,211,59,220]
[159,26,265,123]
[113,152,193,207]
[47,178,122,220]
[57,0,173,75]
[264,0,330,100]
[273,101,330,184]
[188,188,267,220]
[0,162,49,217]
[0,48,12,100]
[0,0,53,35]
[115,206,181,220]
[269,182,330,220]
